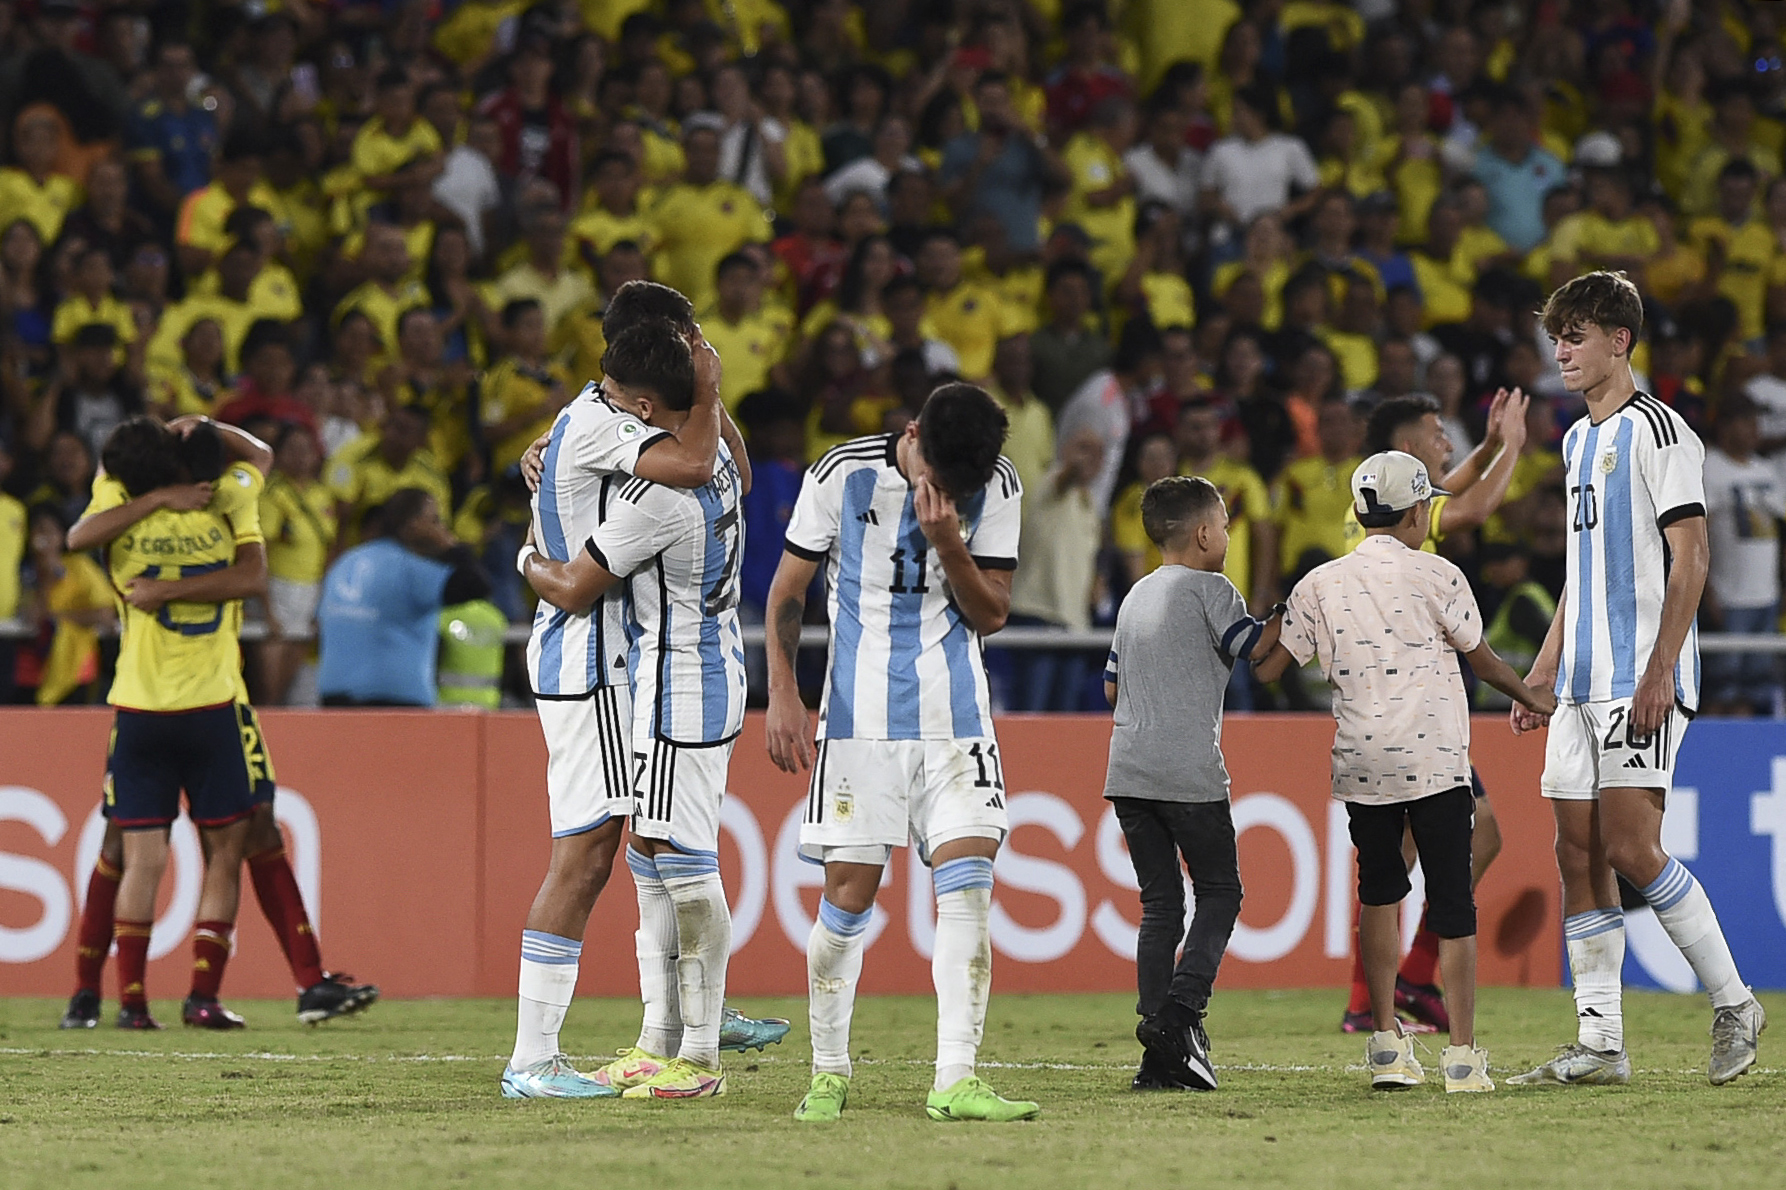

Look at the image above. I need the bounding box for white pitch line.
[1,1047,1773,1077]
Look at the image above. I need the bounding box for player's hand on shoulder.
[764,692,816,773]
[158,482,214,512]
[521,432,551,492]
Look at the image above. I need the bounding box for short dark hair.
[1540,270,1644,343]
[916,383,1008,499]
[1141,475,1223,548]
[177,421,227,483]
[1045,258,1096,291]
[1365,394,1442,455]
[603,280,695,341]
[602,319,696,411]
[501,298,542,329]
[715,251,757,281]
[241,317,290,361]
[1719,156,1760,184]
[101,417,180,498]
[882,274,924,302]
[590,149,634,175]
[375,487,436,538]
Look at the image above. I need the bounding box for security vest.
[437,600,506,708]
[1475,579,1557,709]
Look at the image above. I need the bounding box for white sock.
[808,898,872,1077]
[512,930,580,1069]
[931,856,995,1092]
[1640,858,1749,1010]
[657,850,732,1070]
[1563,909,1625,1053]
[629,849,681,1058]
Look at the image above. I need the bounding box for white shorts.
[1541,697,1689,799]
[538,685,635,837]
[267,577,321,638]
[631,736,735,855]
[799,736,1009,866]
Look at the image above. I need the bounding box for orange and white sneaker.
[592,1047,669,1092]
[620,1057,726,1100]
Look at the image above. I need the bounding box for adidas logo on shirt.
[856,510,879,525]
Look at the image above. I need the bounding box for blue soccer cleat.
[500,1054,619,1099]
[719,1004,791,1053]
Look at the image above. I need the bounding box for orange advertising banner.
[0,710,1561,1001]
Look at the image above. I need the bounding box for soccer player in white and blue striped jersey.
[501,284,753,1100]
[524,319,748,1101]
[763,383,1039,1124]
[1509,272,1764,1088]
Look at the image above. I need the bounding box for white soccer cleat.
[1709,997,1766,1086]
[1506,1043,1631,1086]
[1441,1045,1494,1093]
[1367,1029,1425,1089]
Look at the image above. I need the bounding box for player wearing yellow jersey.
[60,418,377,1031]
[1333,388,1530,1036]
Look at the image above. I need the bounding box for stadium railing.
[1,619,1783,651]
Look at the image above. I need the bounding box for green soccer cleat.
[719,1004,792,1053]
[793,1072,850,1122]
[924,1076,1039,1122]
[591,1047,671,1092]
[620,1057,726,1100]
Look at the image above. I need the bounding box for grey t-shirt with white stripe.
[1103,565,1260,803]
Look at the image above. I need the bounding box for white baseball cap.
[1352,451,1450,520]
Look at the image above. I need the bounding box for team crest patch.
[833,791,854,822]
[1599,448,1619,474]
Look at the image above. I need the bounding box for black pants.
[1345,786,1476,938]
[1111,797,1243,1018]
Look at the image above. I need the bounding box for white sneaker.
[1367,1029,1425,1089]
[1506,1043,1631,1086]
[1709,997,1766,1086]
[1442,1045,1494,1093]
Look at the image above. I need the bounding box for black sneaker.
[1136,1001,1217,1090]
[182,994,247,1029]
[116,1005,162,1030]
[298,973,379,1024]
[60,989,101,1029]
[1130,1049,1197,1091]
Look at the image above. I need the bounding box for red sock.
[249,847,324,989]
[1346,902,1371,1015]
[1400,908,1441,987]
[74,857,122,995]
[115,920,153,1012]
[190,920,234,1000]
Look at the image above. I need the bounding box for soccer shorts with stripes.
[1541,697,1688,799]
[537,685,636,838]
[798,737,1009,867]
[631,735,735,855]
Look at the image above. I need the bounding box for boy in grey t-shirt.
[1103,477,1282,1092]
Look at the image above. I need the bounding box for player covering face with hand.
[764,384,1039,1124]
[521,319,749,1101]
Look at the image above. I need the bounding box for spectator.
[884,168,934,266]
[217,320,315,433]
[916,229,1001,382]
[988,332,1056,501]
[1062,97,1140,280]
[57,158,155,275]
[51,245,139,377]
[476,33,577,203]
[487,202,595,342]
[1701,395,1785,716]
[1470,543,1557,711]
[710,61,789,210]
[1745,324,1786,453]
[1687,158,1773,349]
[1111,432,1180,587]
[316,487,491,708]
[1355,192,1416,294]
[1046,3,1133,139]
[824,116,920,211]
[1060,317,1160,516]
[822,64,891,175]
[802,234,895,362]
[1008,428,1106,711]
[432,114,503,261]
[703,252,790,413]
[0,106,79,246]
[327,402,451,543]
[1031,259,1111,413]
[1272,398,1365,587]
[1427,353,1475,458]
[1546,160,1657,289]
[25,500,113,706]
[380,308,473,473]
[771,177,842,315]
[43,324,142,462]
[123,41,216,222]
[940,72,1070,255]
[332,223,428,367]
[879,274,960,377]
[1124,93,1201,226]
[1200,82,1322,236]
[1176,397,1275,618]
[259,424,336,707]
[650,117,771,312]
[481,299,572,475]
[1471,88,1566,256]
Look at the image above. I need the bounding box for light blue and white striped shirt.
[525,384,670,698]
[590,440,747,745]
[1557,393,1704,711]
[783,434,1022,741]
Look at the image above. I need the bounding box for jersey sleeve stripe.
[634,430,674,458]
[1628,399,1666,448]
[1657,501,1706,528]
[812,438,892,482]
[1637,396,1679,445]
[784,540,827,562]
[970,554,1016,570]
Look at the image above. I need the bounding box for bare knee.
[823,864,884,916]
[1602,837,1667,886]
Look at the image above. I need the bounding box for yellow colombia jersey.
[89,463,265,712]
[261,473,338,585]
[1340,493,1450,555]
[1274,455,1361,574]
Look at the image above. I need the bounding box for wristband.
[516,543,538,577]
[1269,602,1287,619]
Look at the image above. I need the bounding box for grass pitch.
[0,989,1779,1190]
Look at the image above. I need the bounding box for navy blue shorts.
[104,703,270,830]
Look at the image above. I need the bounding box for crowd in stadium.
[0,0,1782,713]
